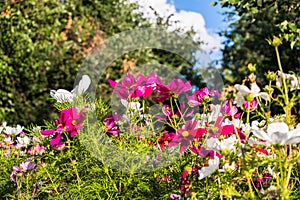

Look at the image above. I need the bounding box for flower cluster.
[106,72,245,196]
[40,107,86,150]
[2,61,300,199]
[0,122,46,157]
[105,69,300,198]
[10,159,36,182]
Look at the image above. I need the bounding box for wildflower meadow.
[1,0,300,199]
[1,35,300,199]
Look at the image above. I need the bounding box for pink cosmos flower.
[169,120,206,153]
[108,71,157,100]
[207,116,235,138]
[103,113,121,138]
[243,99,258,112]
[187,87,220,106]
[4,135,14,147]
[28,144,46,155]
[153,77,191,102]
[40,107,85,148]
[221,99,241,120]
[10,160,36,182]
[190,144,223,159]
[158,102,194,122]
[170,194,181,200]
[157,130,176,149]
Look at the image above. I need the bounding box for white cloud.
[128,0,223,55]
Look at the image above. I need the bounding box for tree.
[0,0,202,125]
[217,0,300,85]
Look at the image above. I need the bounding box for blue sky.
[128,0,227,63]
[170,0,225,31]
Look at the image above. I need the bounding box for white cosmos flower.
[276,71,299,91]
[4,125,24,135]
[205,137,219,151]
[208,104,221,122]
[50,75,91,103]
[16,136,31,149]
[219,162,236,172]
[121,99,142,111]
[234,83,269,107]
[252,122,300,145]
[219,135,237,152]
[205,135,237,153]
[198,157,219,180]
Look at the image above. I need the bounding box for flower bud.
[266,71,276,81]
[267,36,282,47]
[244,93,254,102]
[247,63,256,73]
[202,95,211,104]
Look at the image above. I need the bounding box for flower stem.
[275,47,291,124]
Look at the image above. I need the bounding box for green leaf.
[257,0,262,7]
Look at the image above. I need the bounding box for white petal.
[269,132,288,144]
[205,137,220,151]
[252,130,272,143]
[250,82,261,94]
[219,135,236,152]
[288,74,299,91]
[235,92,245,107]
[74,75,91,94]
[50,89,73,103]
[285,136,300,144]
[251,121,260,130]
[121,99,129,107]
[256,92,269,101]
[267,122,289,134]
[234,84,252,96]
[198,158,219,180]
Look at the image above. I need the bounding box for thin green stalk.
[44,166,59,194]
[65,134,81,188]
[275,47,289,106]
[246,176,255,200]
[275,47,293,122]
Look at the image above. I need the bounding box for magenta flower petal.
[40,129,55,136]
[108,79,118,87]
[50,133,61,145]
[143,86,154,98]
[220,125,234,136]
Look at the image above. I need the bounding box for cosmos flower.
[234,83,269,107]
[4,124,24,135]
[187,87,220,106]
[10,160,36,182]
[153,77,191,102]
[243,99,258,112]
[40,107,85,148]
[221,100,241,120]
[276,71,299,91]
[169,120,206,153]
[198,157,220,180]
[252,122,300,145]
[103,113,121,138]
[16,136,31,149]
[50,75,91,103]
[108,72,157,100]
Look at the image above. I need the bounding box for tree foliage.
[0,0,201,125]
[218,0,300,84]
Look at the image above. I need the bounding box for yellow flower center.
[185,166,192,172]
[182,131,189,137]
[72,120,76,125]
